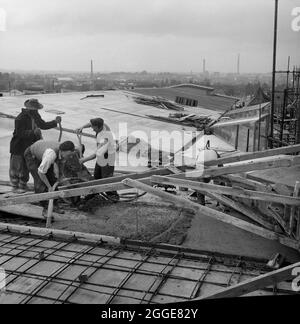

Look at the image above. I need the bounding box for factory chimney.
[90,60,95,90]
[91,60,94,80]
[237,54,240,75]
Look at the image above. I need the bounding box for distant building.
[57,77,74,82]
[132,84,239,111]
[10,89,23,96]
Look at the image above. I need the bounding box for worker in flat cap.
[9,99,62,193]
[76,118,119,200]
[24,140,79,214]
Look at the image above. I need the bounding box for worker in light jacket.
[9,99,61,193]
[76,118,119,200]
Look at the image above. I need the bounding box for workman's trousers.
[196,177,211,206]
[9,154,30,189]
[24,148,58,208]
[94,163,119,198]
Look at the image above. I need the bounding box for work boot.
[19,184,29,192]
[12,186,19,193]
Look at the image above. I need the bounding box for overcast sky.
[0,0,299,73]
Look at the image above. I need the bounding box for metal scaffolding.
[271,67,300,147]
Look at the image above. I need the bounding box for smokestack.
[237,54,240,74]
[90,60,94,80]
[203,59,206,73]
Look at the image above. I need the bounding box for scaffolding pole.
[270,0,279,148]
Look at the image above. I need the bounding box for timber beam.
[204,144,300,167]
[195,261,300,299]
[0,178,151,207]
[60,167,172,190]
[204,192,275,231]
[178,155,300,179]
[150,176,300,206]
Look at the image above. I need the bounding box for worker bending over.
[24,140,77,213]
[10,98,61,193]
[76,118,119,200]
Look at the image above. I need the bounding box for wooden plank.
[203,192,275,230]
[0,181,34,191]
[0,185,13,194]
[0,169,185,207]
[219,175,272,192]
[297,209,300,240]
[235,125,240,150]
[166,166,182,175]
[204,144,300,167]
[289,181,300,235]
[196,261,300,299]
[267,206,289,234]
[122,178,299,250]
[150,176,300,206]
[182,156,300,179]
[1,191,34,199]
[0,222,121,244]
[60,167,172,190]
[0,204,44,220]
[246,174,294,192]
[0,178,149,207]
[272,183,293,196]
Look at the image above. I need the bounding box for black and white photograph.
[0,0,299,310]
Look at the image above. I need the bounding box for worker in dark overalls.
[9,99,61,193]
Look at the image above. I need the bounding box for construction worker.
[24,140,77,213]
[76,118,119,200]
[9,99,61,193]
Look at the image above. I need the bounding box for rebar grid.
[0,231,295,303]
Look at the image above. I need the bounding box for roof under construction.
[0,223,297,304]
[0,90,299,303]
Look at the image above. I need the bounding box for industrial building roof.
[132,85,239,112]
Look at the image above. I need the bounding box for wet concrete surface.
[0,92,299,263]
